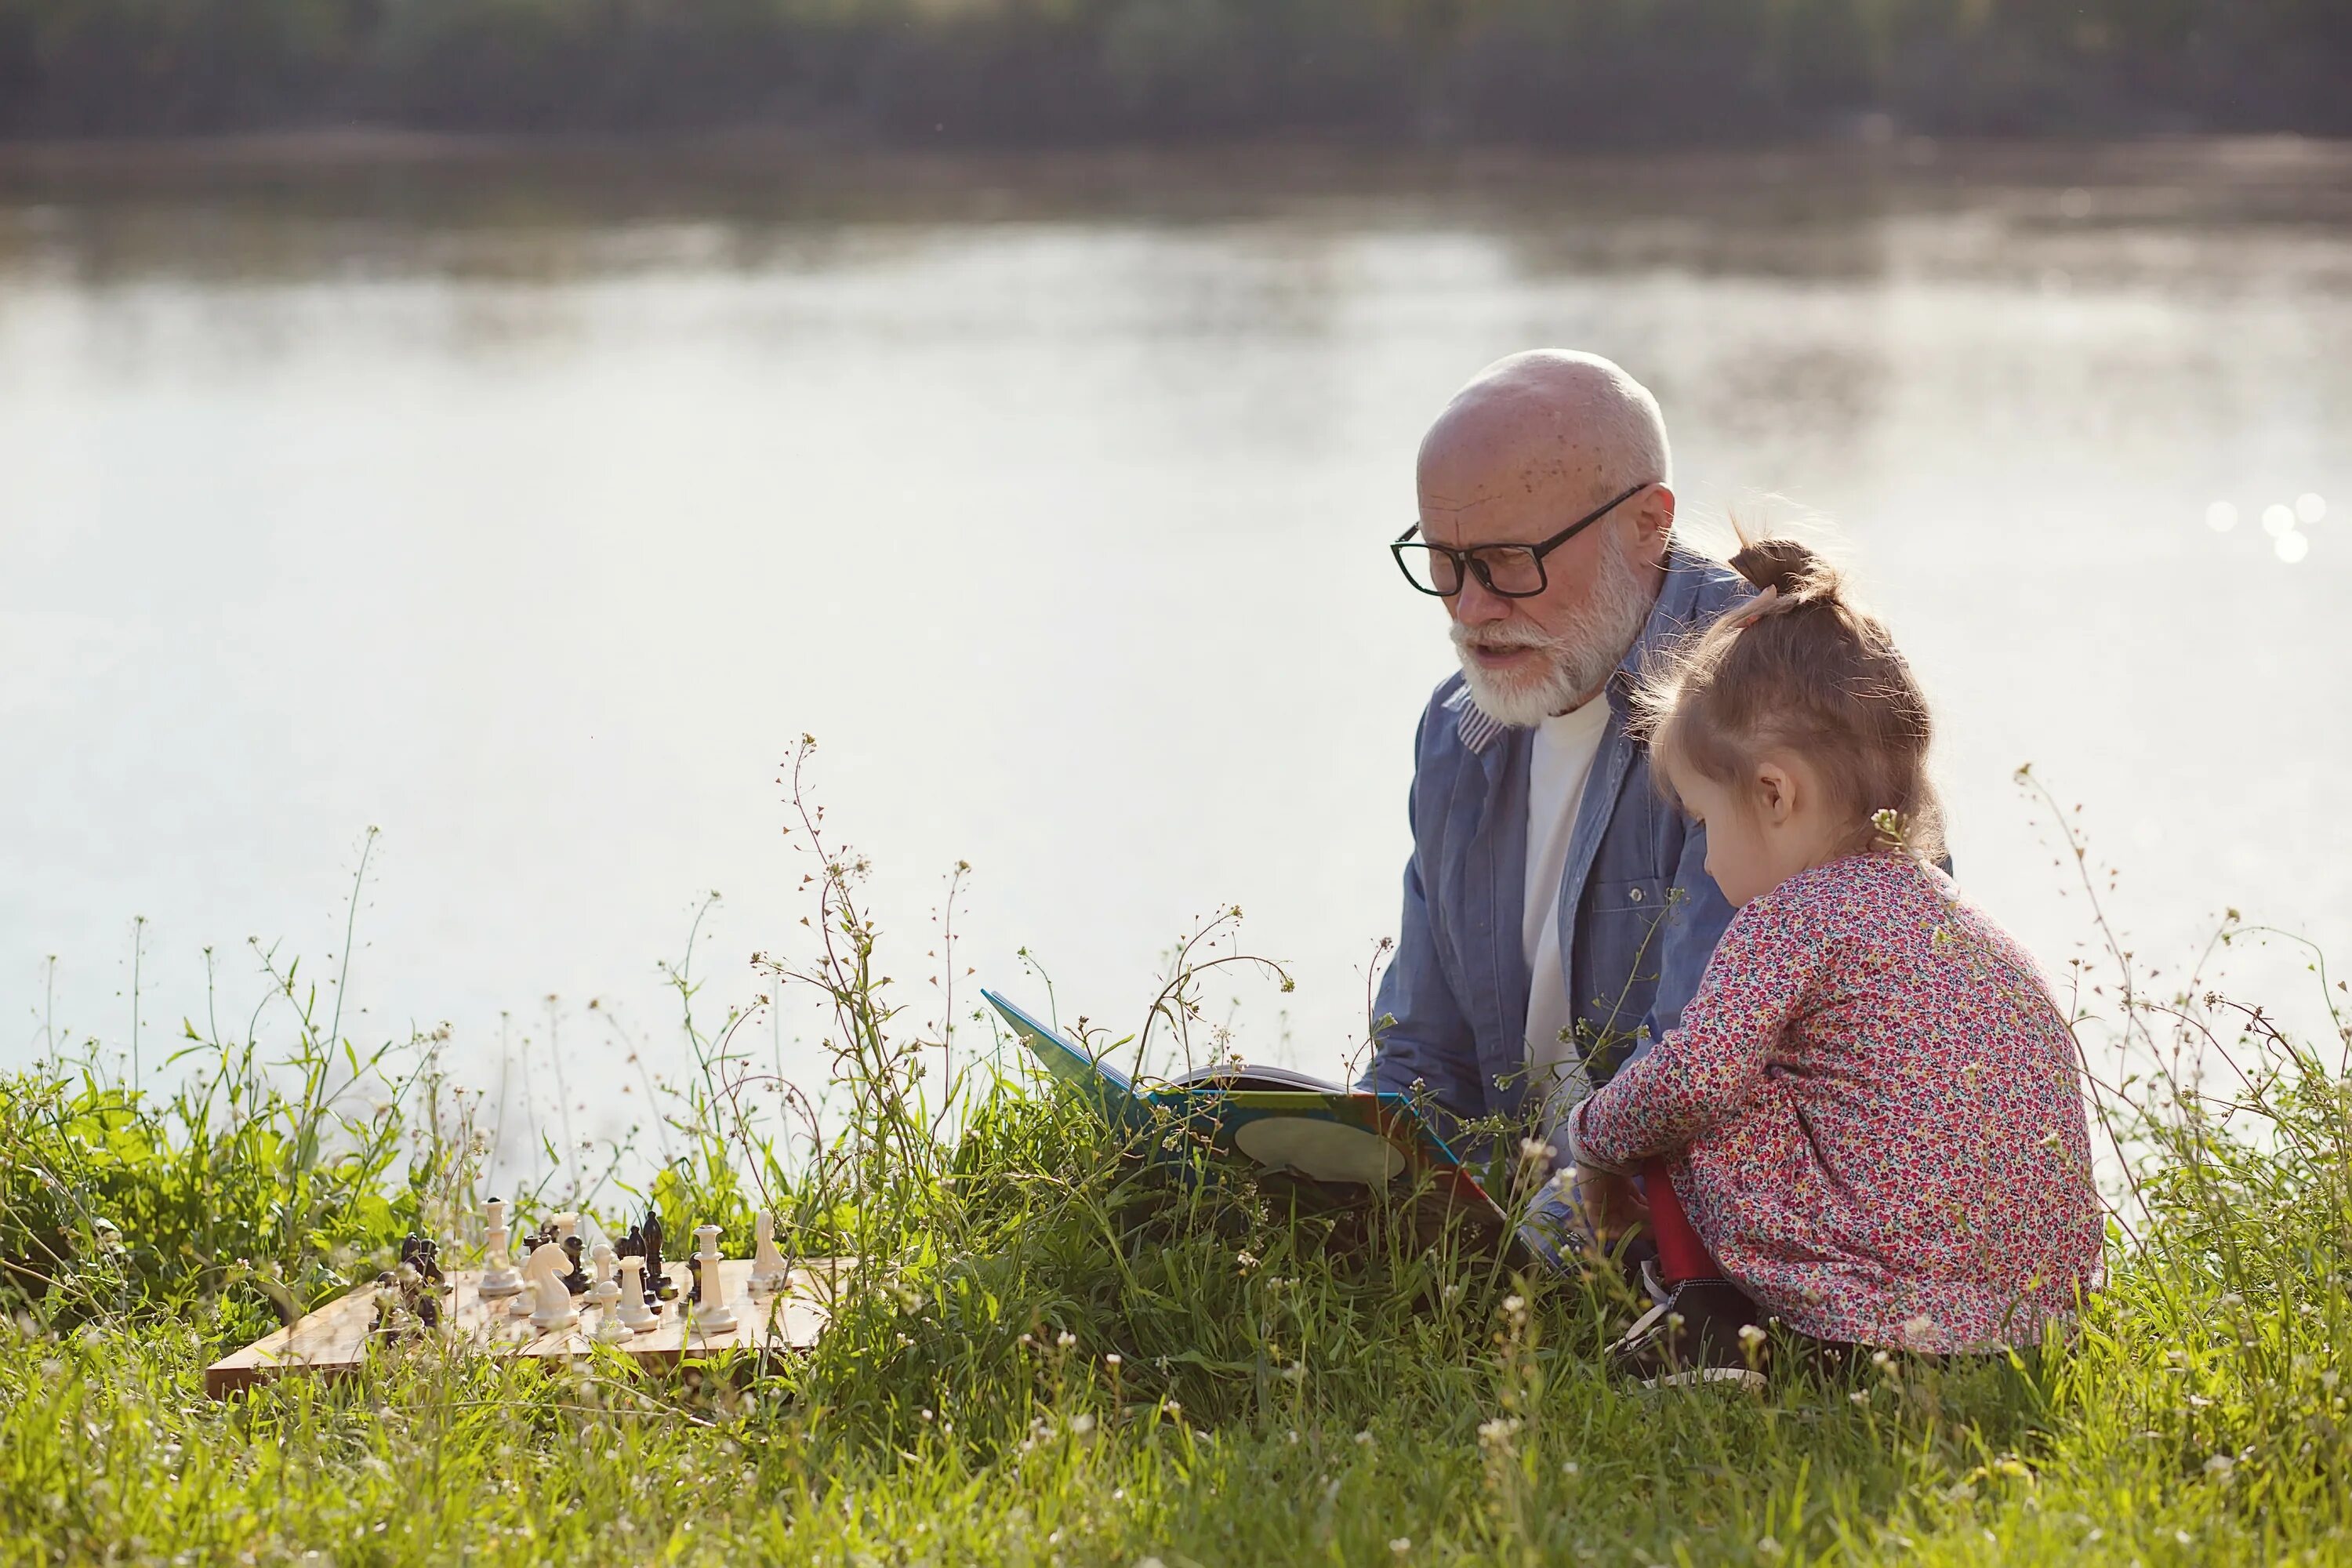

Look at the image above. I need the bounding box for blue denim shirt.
[1360,543,1749,1167]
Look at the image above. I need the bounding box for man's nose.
[1450,572,1512,625]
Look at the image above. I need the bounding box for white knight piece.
[524,1240,579,1332]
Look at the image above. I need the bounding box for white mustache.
[1450,621,1562,656]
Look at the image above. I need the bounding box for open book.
[982,989,1556,1272]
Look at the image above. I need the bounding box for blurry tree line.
[0,0,2346,141]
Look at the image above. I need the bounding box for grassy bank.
[5,769,2350,1565]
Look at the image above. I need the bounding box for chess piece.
[748,1209,791,1296]
[523,1240,579,1331]
[401,1232,446,1289]
[560,1234,590,1296]
[688,1222,738,1335]
[477,1198,523,1298]
[614,1255,659,1333]
[588,1242,620,1308]
[642,1208,677,1301]
[593,1307,631,1343]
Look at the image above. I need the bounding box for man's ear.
[1753,758,1796,826]
[1634,485,1676,552]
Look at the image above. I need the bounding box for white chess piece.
[614,1255,659,1333]
[747,1209,791,1296]
[588,1241,620,1308]
[477,1197,523,1298]
[688,1222,738,1334]
[524,1240,579,1331]
[553,1212,579,1247]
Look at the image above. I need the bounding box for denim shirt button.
[1628,887,1644,902]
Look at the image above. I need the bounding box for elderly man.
[1363,350,1744,1203]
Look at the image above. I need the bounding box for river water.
[3,140,2347,1159]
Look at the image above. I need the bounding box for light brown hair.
[1637,533,1946,862]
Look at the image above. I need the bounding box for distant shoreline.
[2,129,2347,187]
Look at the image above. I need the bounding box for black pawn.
[561,1235,590,1295]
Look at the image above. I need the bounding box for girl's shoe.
[1606,1279,1768,1390]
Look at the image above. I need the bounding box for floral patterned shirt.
[1566,851,2103,1351]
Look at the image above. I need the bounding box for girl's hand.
[1568,1163,1650,1247]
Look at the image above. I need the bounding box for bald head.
[1413,350,1677,726]
[1419,350,1671,518]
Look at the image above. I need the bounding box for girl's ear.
[1752,758,1796,826]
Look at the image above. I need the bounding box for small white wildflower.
[1737,1324,1766,1348]
[1105,1353,1122,1367]
[1849,1389,1871,1406]
[1069,1412,1095,1436]
[1057,1330,1076,1348]
[2204,1454,2234,1479]
[1756,1538,1783,1559]
[1562,1460,1580,1475]
[1389,1540,1411,1555]
[1354,1430,1374,1446]
[1286,1429,1301,1445]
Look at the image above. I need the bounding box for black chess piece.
[561,1234,590,1295]
[400,1232,446,1289]
[642,1208,678,1301]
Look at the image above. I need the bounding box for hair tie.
[1726,585,1781,630]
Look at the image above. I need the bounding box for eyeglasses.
[1390,481,1652,598]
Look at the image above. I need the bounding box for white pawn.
[524,1240,579,1332]
[689,1222,738,1335]
[588,1241,620,1308]
[477,1197,523,1298]
[747,1209,791,1297]
[553,1212,580,1247]
[614,1255,659,1333]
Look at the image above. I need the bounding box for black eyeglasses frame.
[1390,481,1653,599]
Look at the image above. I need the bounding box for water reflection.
[1,140,2345,1152]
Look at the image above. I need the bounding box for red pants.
[1640,1157,1721,1283]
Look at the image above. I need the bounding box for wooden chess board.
[204,1258,842,1399]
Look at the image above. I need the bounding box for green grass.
[5,767,2350,1565]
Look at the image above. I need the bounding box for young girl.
[1560,535,2103,1385]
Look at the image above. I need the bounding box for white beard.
[1451,543,1654,728]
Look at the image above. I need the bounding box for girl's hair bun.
[1727,536,1834,599]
